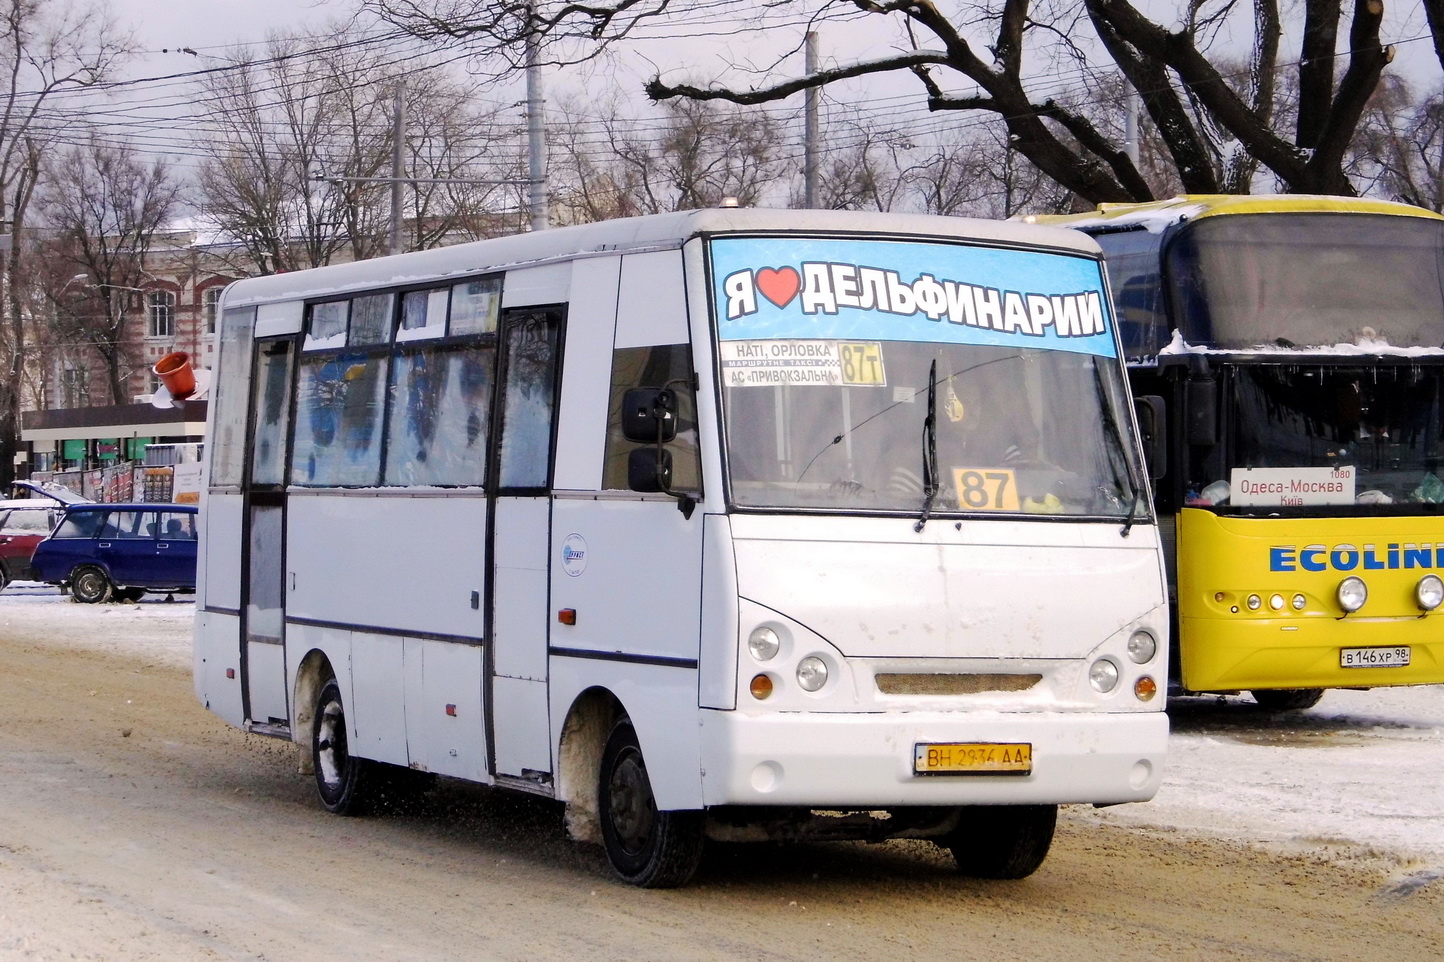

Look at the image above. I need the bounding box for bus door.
[487,307,563,783]
[241,336,296,731]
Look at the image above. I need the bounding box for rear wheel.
[944,804,1057,880]
[0,563,9,592]
[311,678,378,815]
[70,566,113,604]
[598,720,704,888]
[1250,688,1324,711]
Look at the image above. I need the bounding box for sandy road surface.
[1,602,1442,961]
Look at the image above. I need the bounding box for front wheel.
[1250,688,1325,711]
[311,678,378,815]
[598,720,704,888]
[70,566,113,604]
[944,804,1057,880]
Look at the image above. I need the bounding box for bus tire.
[311,678,377,816]
[598,720,704,888]
[1250,688,1324,711]
[70,566,113,604]
[945,804,1057,880]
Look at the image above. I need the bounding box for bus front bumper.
[697,708,1168,808]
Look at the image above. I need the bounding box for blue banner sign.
[710,236,1116,358]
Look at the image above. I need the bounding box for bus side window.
[384,344,495,486]
[603,344,701,493]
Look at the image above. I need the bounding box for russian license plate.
[914,742,1032,776]
[1340,646,1411,668]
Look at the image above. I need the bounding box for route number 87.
[951,468,1019,510]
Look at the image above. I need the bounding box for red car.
[0,482,89,591]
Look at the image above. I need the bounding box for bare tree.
[362,0,1403,203]
[1350,77,1444,211]
[194,31,391,274]
[195,24,530,272]
[37,138,182,405]
[0,0,132,484]
[551,97,788,219]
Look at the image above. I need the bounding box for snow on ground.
[3,583,1442,871]
[1088,685,1444,868]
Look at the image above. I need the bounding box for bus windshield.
[709,235,1144,519]
[1188,364,1444,508]
[1167,213,1444,350]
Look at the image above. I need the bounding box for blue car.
[31,503,199,603]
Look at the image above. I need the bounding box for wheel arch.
[292,649,337,749]
[556,686,625,844]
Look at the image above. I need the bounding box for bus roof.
[219,207,1104,308]
[1024,194,1444,235]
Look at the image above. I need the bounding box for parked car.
[30,503,199,603]
[0,482,91,590]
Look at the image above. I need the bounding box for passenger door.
[241,337,296,730]
[487,307,563,783]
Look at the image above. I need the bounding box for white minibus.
[194,208,1169,887]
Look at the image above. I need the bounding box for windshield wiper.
[915,358,939,532]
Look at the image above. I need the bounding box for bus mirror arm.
[1134,395,1167,481]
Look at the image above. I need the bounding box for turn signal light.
[1134,676,1158,701]
[749,674,774,700]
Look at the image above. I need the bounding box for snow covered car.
[30,503,199,603]
[0,482,90,590]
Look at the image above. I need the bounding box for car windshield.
[1166,213,1444,350]
[710,233,1144,519]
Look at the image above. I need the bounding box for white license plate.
[1340,646,1411,668]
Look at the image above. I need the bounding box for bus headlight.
[796,656,829,692]
[1337,576,1368,613]
[1089,658,1120,693]
[1126,629,1157,664]
[1417,574,1444,611]
[748,626,781,661]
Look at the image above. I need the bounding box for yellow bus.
[1034,195,1444,709]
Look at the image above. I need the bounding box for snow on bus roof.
[1028,194,1444,235]
[220,207,1104,308]
[1157,329,1444,358]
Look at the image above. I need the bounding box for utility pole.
[1125,87,1140,167]
[525,15,548,231]
[391,84,405,255]
[804,32,819,209]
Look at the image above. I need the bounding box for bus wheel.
[598,720,704,888]
[70,566,113,604]
[1250,688,1324,711]
[945,804,1057,880]
[311,678,376,815]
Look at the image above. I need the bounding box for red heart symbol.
[755,266,801,309]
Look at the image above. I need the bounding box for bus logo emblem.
[561,534,588,577]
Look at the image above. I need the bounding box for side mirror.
[1134,395,1167,481]
[622,387,678,443]
[628,447,673,493]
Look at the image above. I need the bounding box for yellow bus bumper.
[1177,508,1444,692]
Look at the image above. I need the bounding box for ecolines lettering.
[1269,543,1436,572]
